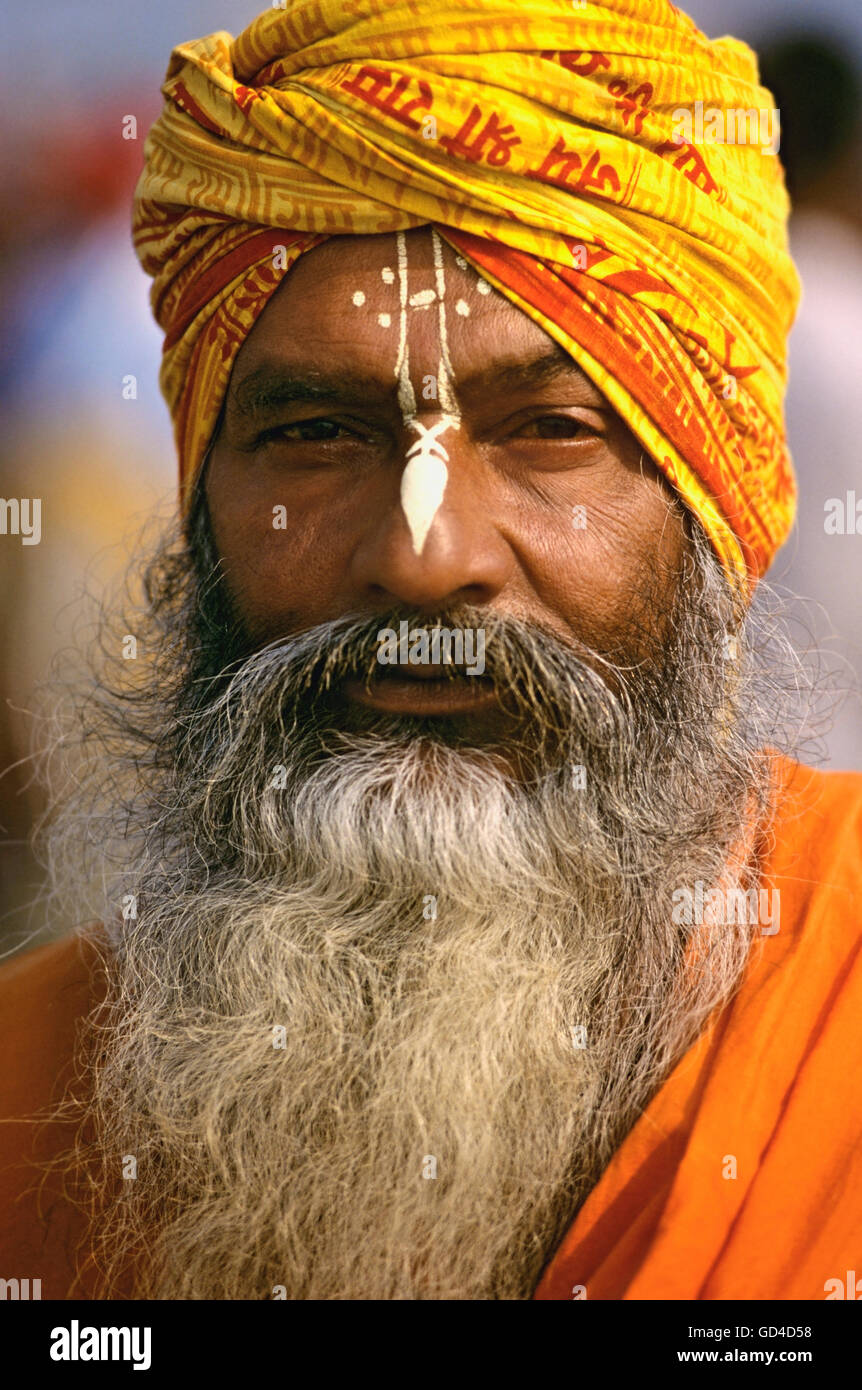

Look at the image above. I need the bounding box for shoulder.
[0,924,109,1144]
[0,930,107,1123]
[754,756,862,1008]
[767,755,862,895]
[0,930,109,1297]
[773,752,862,816]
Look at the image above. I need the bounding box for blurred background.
[1,0,860,949]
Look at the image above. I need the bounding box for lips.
[378,663,467,681]
[344,666,498,716]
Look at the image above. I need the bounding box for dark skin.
[206,226,687,720]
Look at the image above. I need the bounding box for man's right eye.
[260,419,353,443]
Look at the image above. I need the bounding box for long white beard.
[88,737,759,1299]
[38,515,791,1299]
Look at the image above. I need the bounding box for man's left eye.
[516,416,588,440]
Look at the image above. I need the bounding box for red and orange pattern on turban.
[133,0,801,591]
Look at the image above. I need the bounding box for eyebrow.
[228,365,379,422]
[229,345,604,424]
[467,345,603,402]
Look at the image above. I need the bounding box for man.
[1,0,860,1301]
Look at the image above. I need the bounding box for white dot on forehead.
[352,290,366,306]
[476,279,492,295]
[455,298,470,316]
[378,312,392,328]
[381,266,395,283]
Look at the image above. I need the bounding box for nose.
[349,419,513,611]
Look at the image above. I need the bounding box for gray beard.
[41,511,789,1299]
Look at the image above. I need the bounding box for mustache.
[157,601,679,885]
[187,604,636,744]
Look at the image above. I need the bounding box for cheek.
[205,459,361,631]
[509,477,685,647]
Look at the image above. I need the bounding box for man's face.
[206,226,687,709]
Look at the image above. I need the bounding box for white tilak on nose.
[400,415,460,556]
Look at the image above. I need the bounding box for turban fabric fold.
[133,0,801,590]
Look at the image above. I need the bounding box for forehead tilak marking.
[393,229,463,556]
[394,231,418,420]
[430,227,460,418]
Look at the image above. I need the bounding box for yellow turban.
[133,0,800,591]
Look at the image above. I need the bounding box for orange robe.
[534,756,862,1299]
[0,927,104,1297]
[2,755,861,1300]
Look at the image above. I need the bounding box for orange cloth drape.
[0,930,108,1298]
[2,757,861,1298]
[534,756,862,1300]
